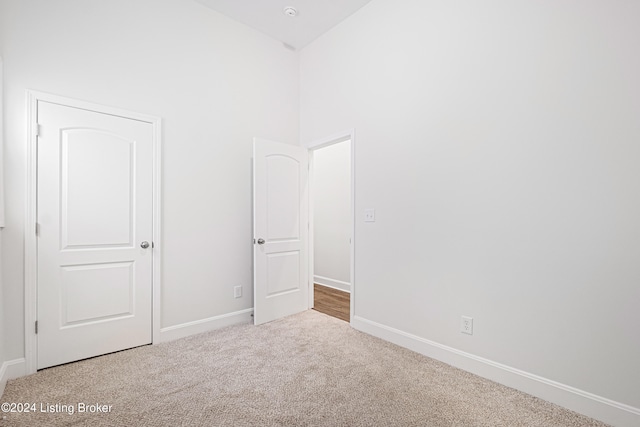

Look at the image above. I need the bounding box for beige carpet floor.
[1,310,609,427]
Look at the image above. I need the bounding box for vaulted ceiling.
[193,0,373,50]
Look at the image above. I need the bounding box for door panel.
[61,262,134,325]
[61,129,134,248]
[266,251,300,296]
[266,155,301,240]
[253,138,309,325]
[37,101,153,369]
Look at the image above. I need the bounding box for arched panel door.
[253,138,309,325]
[37,101,153,369]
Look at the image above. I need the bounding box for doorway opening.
[308,132,354,323]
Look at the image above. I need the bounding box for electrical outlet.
[234,286,242,299]
[364,208,375,222]
[461,316,473,335]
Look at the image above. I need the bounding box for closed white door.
[37,101,153,369]
[253,138,309,325]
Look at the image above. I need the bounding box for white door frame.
[24,90,162,374]
[306,129,356,322]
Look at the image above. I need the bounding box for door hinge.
[35,223,40,236]
[35,321,38,334]
[36,124,43,138]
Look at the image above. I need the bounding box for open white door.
[253,138,309,325]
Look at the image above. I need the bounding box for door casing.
[306,129,356,322]
[24,90,162,374]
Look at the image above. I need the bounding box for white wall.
[313,141,351,292]
[300,0,640,424]
[0,0,298,361]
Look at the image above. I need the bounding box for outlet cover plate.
[461,316,473,335]
[364,208,375,222]
[234,286,242,298]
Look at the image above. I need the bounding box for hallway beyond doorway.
[312,284,349,322]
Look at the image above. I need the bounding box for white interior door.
[253,138,309,325]
[37,101,153,369]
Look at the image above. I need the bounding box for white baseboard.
[314,275,351,293]
[351,315,640,427]
[0,358,26,398]
[159,308,253,343]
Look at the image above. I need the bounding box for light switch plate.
[364,208,375,222]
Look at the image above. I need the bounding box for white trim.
[159,309,254,342]
[151,105,163,345]
[305,129,353,150]
[24,91,38,374]
[314,276,351,293]
[24,90,162,375]
[306,129,356,323]
[351,315,640,427]
[0,359,26,397]
[307,151,315,310]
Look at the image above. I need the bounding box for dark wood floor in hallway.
[312,284,350,322]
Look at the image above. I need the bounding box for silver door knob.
[140,241,150,249]
[257,238,265,245]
